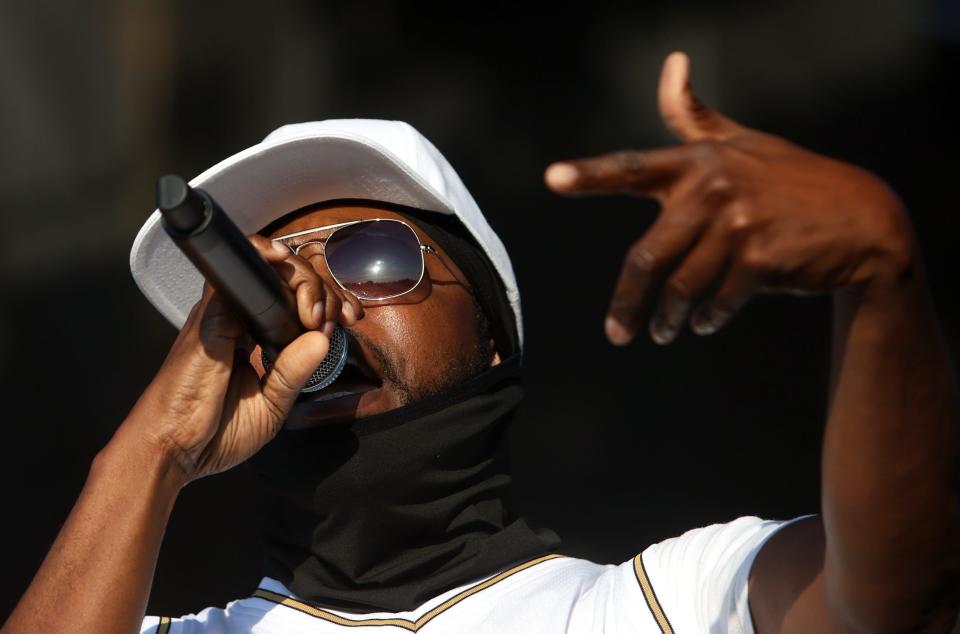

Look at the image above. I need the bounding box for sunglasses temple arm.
[422,245,473,293]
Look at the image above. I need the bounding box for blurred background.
[2,0,958,620]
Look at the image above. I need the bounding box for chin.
[285,385,401,429]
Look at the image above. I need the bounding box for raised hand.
[545,52,914,346]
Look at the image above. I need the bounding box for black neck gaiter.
[247,356,559,613]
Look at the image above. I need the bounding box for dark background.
[2,0,958,620]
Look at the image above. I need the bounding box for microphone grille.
[260,326,349,394]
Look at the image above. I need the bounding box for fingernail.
[605,316,632,346]
[546,163,578,189]
[650,317,676,345]
[690,312,718,335]
[312,301,323,328]
[692,305,732,336]
[271,241,289,255]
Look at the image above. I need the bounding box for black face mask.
[247,355,559,613]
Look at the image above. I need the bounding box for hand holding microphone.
[118,176,360,483]
[156,175,351,392]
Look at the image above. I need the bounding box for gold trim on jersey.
[157,615,172,634]
[252,553,564,631]
[633,554,675,634]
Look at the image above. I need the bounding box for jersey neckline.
[251,553,566,631]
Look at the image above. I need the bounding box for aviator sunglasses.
[271,219,459,301]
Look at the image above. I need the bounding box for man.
[4,52,958,634]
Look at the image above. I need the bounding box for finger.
[249,234,295,263]
[689,261,760,335]
[158,289,238,407]
[244,235,326,329]
[658,51,745,142]
[195,285,244,345]
[339,287,364,324]
[318,274,344,327]
[259,330,330,422]
[267,249,335,331]
[605,197,709,345]
[252,235,362,328]
[649,223,731,344]
[169,285,233,363]
[301,252,364,326]
[545,146,690,198]
[283,258,329,331]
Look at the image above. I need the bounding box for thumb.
[259,330,330,420]
[658,51,744,142]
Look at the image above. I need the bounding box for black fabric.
[393,208,520,360]
[248,355,558,613]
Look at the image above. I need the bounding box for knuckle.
[305,251,326,268]
[691,139,723,163]
[626,243,659,272]
[198,308,241,341]
[269,364,299,395]
[738,244,771,274]
[287,251,311,270]
[701,172,737,203]
[665,276,693,302]
[721,201,756,236]
[611,150,645,179]
[324,290,343,315]
[295,263,323,289]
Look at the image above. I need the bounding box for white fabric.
[129,119,524,346]
[640,515,813,633]
[140,516,805,634]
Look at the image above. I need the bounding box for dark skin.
[253,205,497,431]
[3,205,492,633]
[5,51,958,634]
[545,52,960,633]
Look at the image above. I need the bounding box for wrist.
[96,420,192,495]
[859,195,922,299]
[844,253,937,347]
[860,250,925,311]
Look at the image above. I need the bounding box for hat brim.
[130,131,455,329]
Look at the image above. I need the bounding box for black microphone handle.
[156,175,346,392]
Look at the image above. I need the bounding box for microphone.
[155,174,347,393]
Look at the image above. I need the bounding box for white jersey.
[141,516,805,634]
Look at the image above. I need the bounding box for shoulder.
[638,515,813,634]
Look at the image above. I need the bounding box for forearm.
[822,270,960,631]
[4,425,185,634]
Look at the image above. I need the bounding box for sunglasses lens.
[325,221,424,299]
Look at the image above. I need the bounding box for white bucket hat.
[129,119,523,346]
